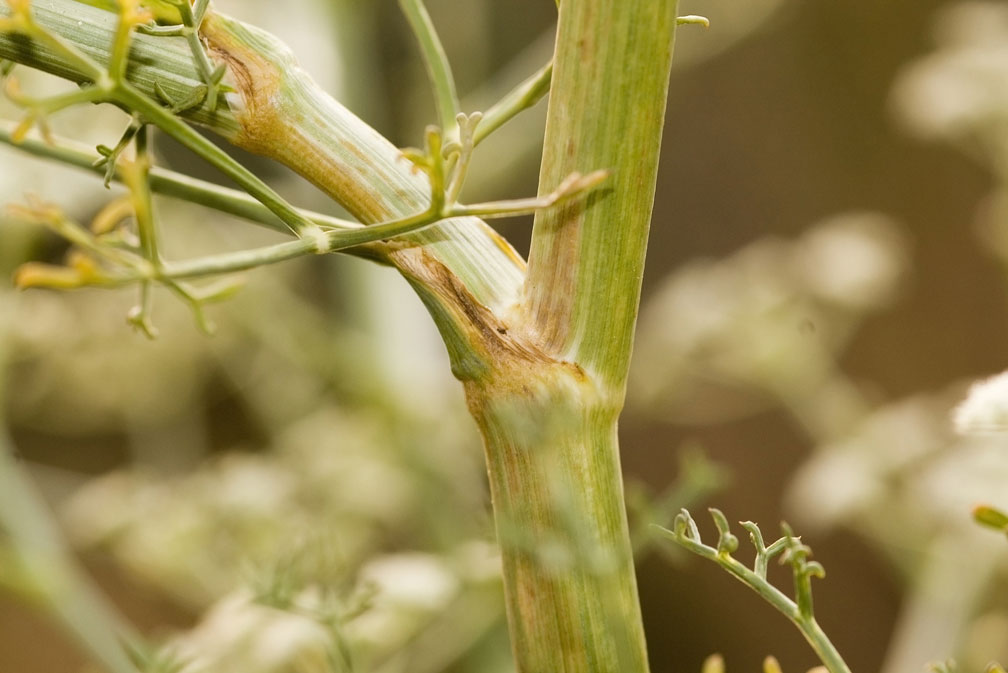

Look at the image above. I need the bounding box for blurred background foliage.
[1,0,1008,672]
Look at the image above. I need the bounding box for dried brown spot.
[389,245,581,391]
[200,14,393,223]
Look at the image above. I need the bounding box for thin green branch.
[656,509,852,673]
[474,60,552,147]
[12,163,601,291]
[95,114,142,186]
[122,124,161,335]
[0,123,354,234]
[157,170,604,279]
[129,125,159,263]
[454,169,608,218]
[444,112,480,203]
[397,0,460,133]
[140,209,446,282]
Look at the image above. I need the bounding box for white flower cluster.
[891,2,1008,146]
[631,212,905,425]
[954,369,1008,434]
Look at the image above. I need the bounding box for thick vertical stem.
[465,357,650,673]
[392,247,651,670]
[524,0,678,390]
[471,0,680,670]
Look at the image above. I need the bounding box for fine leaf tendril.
[656,508,851,673]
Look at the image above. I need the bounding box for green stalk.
[0,0,238,132]
[465,366,652,672]
[473,60,552,147]
[525,0,679,390]
[397,0,460,134]
[463,1,681,670]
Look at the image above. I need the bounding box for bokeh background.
[2,0,1008,672]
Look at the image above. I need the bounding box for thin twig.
[0,123,356,234]
[397,0,460,134]
[474,60,552,147]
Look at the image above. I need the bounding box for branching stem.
[0,123,354,234]
[658,509,852,673]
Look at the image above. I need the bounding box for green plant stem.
[121,207,482,281]
[397,0,460,134]
[676,535,851,673]
[658,512,852,673]
[147,172,600,280]
[473,60,552,147]
[524,0,679,391]
[460,1,681,671]
[466,370,652,673]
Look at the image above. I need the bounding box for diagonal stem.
[397,0,460,134]
[473,60,552,147]
[0,124,356,234]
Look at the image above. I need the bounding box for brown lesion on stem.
[199,10,564,394]
[522,197,585,354]
[394,247,545,361]
[200,12,398,224]
[199,15,280,151]
[390,242,592,397]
